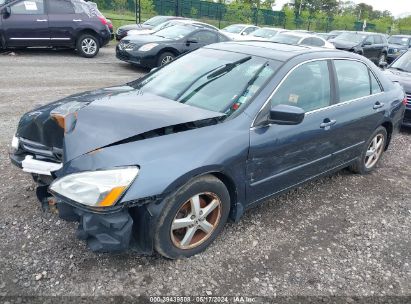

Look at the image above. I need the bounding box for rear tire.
[157,52,175,67]
[76,34,100,58]
[349,126,387,174]
[154,175,230,259]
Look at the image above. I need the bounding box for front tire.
[76,34,100,58]
[154,175,230,259]
[349,126,387,174]
[157,52,175,67]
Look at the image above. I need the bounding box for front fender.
[58,113,252,208]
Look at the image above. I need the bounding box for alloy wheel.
[81,38,97,55]
[365,133,384,169]
[161,55,174,66]
[171,192,222,249]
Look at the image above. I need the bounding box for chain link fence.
[95,0,397,33]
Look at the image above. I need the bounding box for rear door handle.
[373,101,384,109]
[320,119,337,129]
[36,19,48,22]
[73,19,82,22]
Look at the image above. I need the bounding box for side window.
[370,71,382,94]
[47,0,74,14]
[311,37,325,47]
[364,35,374,45]
[11,0,45,14]
[334,60,371,102]
[374,35,382,44]
[191,31,218,44]
[218,33,229,42]
[243,27,256,35]
[270,60,331,112]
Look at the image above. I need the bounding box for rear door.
[2,0,49,46]
[362,35,377,60]
[46,0,78,46]
[327,59,385,165]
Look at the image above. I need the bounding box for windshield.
[388,36,410,46]
[391,51,411,73]
[270,34,301,45]
[130,48,280,117]
[251,28,278,38]
[334,32,366,43]
[143,16,170,27]
[223,25,245,34]
[153,24,195,39]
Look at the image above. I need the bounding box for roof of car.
[390,34,411,38]
[205,41,343,62]
[279,31,319,38]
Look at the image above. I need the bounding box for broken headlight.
[49,167,139,207]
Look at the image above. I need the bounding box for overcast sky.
[272,0,411,17]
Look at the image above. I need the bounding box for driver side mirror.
[186,38,198,45]
[2,6,11,17]
[363,40,372,46]
[269,104,305,125]
[241,32,247,36]
[379,61,388,69]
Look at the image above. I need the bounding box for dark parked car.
[116,23,229,68]
[383,50,411,127]
[387,35,411,63]
[0,0,111,57]
[10,42,405,258]
[330,31,388,65]
[115,15,184,41]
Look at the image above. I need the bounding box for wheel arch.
[76,29,101,46]
[381,120,393,150]
[161,167,241,221]
[157,47,179,58]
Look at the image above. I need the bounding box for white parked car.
[221,24,259,40]
[270,31,335,49]
[127,19,219,37]
[236,27,287,41]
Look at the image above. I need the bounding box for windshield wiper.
[174,56,253,101]
[207,56,252,79]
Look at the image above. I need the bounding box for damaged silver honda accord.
[10,42,406,258]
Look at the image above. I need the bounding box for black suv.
[0,0,111,57]
[330,31,388,65]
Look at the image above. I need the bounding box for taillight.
[403,96,408,105]
[98,16,108,26]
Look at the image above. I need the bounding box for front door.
[247,60,339,202]
[183,30,218,53]
[2,0,49,47]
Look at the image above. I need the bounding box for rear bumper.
[403,108,411,127]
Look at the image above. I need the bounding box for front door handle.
[36,19,48,22]
[320,119,337,129]
[373,101,384,109]
[73,19,82,22]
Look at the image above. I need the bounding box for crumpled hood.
[329,39,358,50]
[383,68,411,93]
[63,92,224,161]
[16,85,134,150]
[17,86,224,163]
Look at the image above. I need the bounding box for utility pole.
[298,0,304,16]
